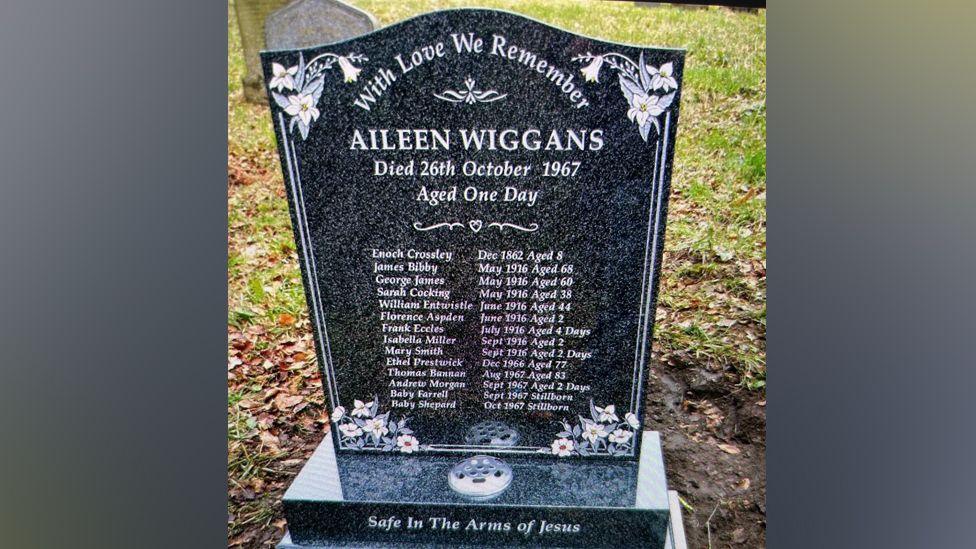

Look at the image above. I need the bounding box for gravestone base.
[276,431,683,548]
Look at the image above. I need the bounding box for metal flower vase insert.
[262,8,685,548]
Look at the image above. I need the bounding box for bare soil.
[646,356,767,548]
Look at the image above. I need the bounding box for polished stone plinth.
[277,431,681,548]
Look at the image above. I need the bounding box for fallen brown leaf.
[278,313,296,326]
[732,186,758,206]
[258,431,280,449]
[238,399,260,409]
[274,394,303,411]
[228,534,252,547]
[718,443,741,455]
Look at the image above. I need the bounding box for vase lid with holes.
[262,8,686,548]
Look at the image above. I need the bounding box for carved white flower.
[580,55,604,83]
[551,437,575,457]
[362,417,388,437]
[608,428,634,444]
[284,92,319,127]
[269,62,298,92]
[351,399,372,418]
[338,422,362,438]
[337,56,362,83]
[330,406,346,422]
[595,404,618,423]
[581,420,609,443]
[648,62,677,92]
[627,91,666,129]
[625,412,640,430]
[396,434,419,453]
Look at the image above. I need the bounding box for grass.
[228,0,765,543]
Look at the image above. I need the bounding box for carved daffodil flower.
[269,62,298,92]
[551,437,575,457]
[595,404,618,423]
[647,62,677,92]
[625,412,640,430]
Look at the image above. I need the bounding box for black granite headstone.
[262,9,685,547]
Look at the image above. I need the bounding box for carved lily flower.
[330,406,346,422]
[627,91,665,129]
[351,399,372,418]
[608,428,634,444]
[338,422,362,438]
[581,419,609,443]
[269,62,297,92]
[284,92,319,127]
[595,404,618,423]
[580,55,605,83]
[396,434,419,453]
[362,417,388,437]
[625,412,640,430]
[551,437,575,457]
[337,56,362,83]
[648,62,678,92]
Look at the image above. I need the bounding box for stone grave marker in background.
[266,0,377,51]
[261,8,686,547]
[235,0,376,103]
